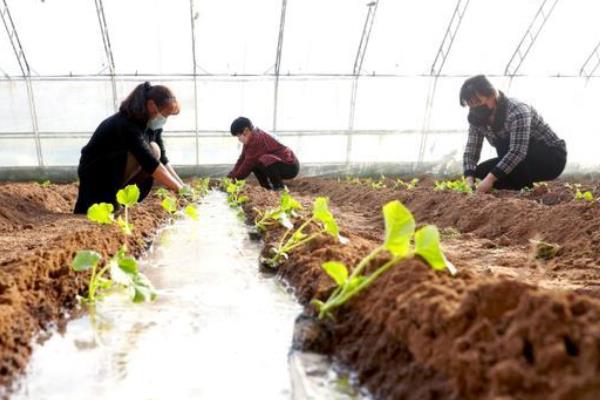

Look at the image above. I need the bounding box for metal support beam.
[346,0,378,164]
[94,0,118,111]
[505,0,560,78]
[189,0,200,165]
[0,0,43,166]
[430,0,470,76]
[272,0,287,131]
[580,40,600,79]
[417,0,470,166]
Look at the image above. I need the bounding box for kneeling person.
[460,75,567,193]
[227,117,299,190]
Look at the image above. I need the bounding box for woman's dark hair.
[459,75,496,106]
[230,116,253,135]
[119,82,176,123]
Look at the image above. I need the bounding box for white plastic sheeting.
[0,0,599,173]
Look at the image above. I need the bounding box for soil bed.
[242,177,600,400]
[0,182,165,389]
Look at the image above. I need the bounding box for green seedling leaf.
[178,186,195,198]
[583,191,594,202]
[155,187,170,199]
[118,256,138,275]
[72,250,101,272]
[313,197,340,237]
[132,285,154,303]
[117,184,140,207]
[87,203,115,224]
[184,204,199,221]
[161,196,177,214]
[131,274,157,303]
[415,225,456,275]
[237,195,249,204]
[382,200,415,257]
[281,191,302,212]
[322,261,348,286]
[40,180,51,188]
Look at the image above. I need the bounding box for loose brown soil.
[242,177,600,400]
[0,182,165,390]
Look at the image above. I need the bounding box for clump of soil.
[0,182,166,389]
[242,178,600,400]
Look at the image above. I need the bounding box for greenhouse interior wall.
[2,0,600,181]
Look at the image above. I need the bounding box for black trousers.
[74,151,153,214]
[475,141,566,190]
[252,159,300,190]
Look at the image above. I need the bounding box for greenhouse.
[1,0,600,399]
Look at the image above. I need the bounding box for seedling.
[344,176,362,185]
[191,178,211,196]
[72,246,156,304]
[266,197,346,268]
[434,178,473,194]
[371,180,386,190]
[394,178,419,190]
[86,185,139,235]
[222,178,248,207]
[154,187,171,199]
[39,180,52,188]
[312,200,456,319]
[364,175,387,190]
[161,195,178,214]
[255,191,302,231]
[184,204,199,221]
[566,183,595,202]
[79,184,156,304]
[116,184,140,235]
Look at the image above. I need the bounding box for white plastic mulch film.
[1,0,600,173]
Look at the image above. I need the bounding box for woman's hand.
[476,173,497,194]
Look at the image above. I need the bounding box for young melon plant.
[312,200,456,319]
[87,184,140,235]
[364,175,387,190]
[191,177,211,196]
[116,184,140,235]
[565,183,594,202]
[72,246,156,304]
[154,187,171,199]
[255,191,303,231]
[161,195,178,214]
[79,184,157,304]
[394,178,419,190]
[344,176,362,185]
[434,178,473,194]
[222,178,248,207]
[266,197,346,268]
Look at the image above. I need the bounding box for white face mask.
[148,112,167,130]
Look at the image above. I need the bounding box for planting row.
[240,181,600,399]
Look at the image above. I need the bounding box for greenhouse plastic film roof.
[1,0,600,173]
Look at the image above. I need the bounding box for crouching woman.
[74,82,185,213]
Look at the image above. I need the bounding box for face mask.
[148,112,167,130]
[468,105,493,127]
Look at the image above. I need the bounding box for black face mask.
[468,105,493,127]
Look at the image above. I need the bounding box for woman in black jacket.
[74,82,185,213]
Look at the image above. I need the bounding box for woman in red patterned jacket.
[227,117,299,190]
